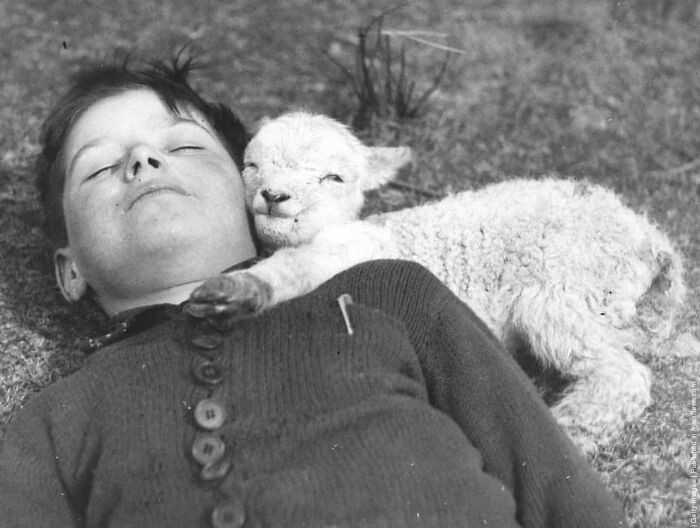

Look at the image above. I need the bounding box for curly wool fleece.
[227,111,692,453]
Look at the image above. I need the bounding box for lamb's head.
[242,112,412,249]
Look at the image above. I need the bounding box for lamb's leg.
[188,222,394,323]
[550,350,651,455]
[508,285,652,454]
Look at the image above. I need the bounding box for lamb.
[189,111,694,454]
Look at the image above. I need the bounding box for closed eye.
[170,145,204,152]
[85,165,117,181]
[243,162,258,170]
[320,173,344,183]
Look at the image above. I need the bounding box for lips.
[254,205,305,219]
[252,194,307,218]
[126,183,190,211]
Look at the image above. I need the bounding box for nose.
[124,145,163,182]
[261,189,291,204]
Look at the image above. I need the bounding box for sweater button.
[191,333,223,350]
[194,399,227,430]
[192,434,226,466]
[192,360,225,385]
[211,499,245,528]
[201,457,232,481]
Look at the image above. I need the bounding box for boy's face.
[56,89,254,313]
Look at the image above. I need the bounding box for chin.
[254,214,318,248]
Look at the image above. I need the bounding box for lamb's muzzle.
[261,189,291,204]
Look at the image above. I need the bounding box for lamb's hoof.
[188,273,272,329]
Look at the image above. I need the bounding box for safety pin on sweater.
[337,293,354,335]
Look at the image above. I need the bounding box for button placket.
[190,382,231,481]
[185,307,247,522]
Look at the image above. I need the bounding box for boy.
[0,56,627,527]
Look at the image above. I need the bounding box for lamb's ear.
[251,115,273,134]
[362,146,414,191]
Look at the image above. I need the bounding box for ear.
[361,146,414,191]
[251,115,273,135]
[54,248,88,303]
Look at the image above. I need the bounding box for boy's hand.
[187,272,272,329]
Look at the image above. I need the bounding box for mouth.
[252,200,311,219]
[252,203,290,218]
[255,208,304,221]
[127,184,189,211]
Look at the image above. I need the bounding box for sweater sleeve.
[405,265,627,528]
[0,379,97,527]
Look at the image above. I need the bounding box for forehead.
[249,117,362,167]
[65,88,211,160]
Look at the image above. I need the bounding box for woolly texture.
[212,111,695,454]
[371,178,687,452]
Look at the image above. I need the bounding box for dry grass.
[0,0,698,526]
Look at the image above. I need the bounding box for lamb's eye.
[321,173,344,183]
[244,162,258,170]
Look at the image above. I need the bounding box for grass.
[1,0,698,526]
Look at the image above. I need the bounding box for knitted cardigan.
[0,260,626,527]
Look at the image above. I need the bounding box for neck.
[96,251,259,317]
[99,280,206,317]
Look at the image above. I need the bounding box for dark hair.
[35,54,249,250]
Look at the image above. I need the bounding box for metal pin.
[337,293,354,335]
[84,320,129,353]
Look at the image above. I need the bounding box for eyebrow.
[67,115,215,176]
[67,137,108,177]
[169,116,217,141]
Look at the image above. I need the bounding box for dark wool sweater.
[0,260,625,527]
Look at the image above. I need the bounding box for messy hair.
[35,53,249,250]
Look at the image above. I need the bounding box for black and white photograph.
[0,1,698,526]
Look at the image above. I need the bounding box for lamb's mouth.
[256,205,310,220]
[256,212,300,225]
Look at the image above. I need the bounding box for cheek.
[193,157,244,195]
[63,188,114,244]
[328,185,363,217]
[199,172,249,224]
[62,200,118,285]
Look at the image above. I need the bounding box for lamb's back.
[365,178,674,303]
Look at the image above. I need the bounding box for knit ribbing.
[0,260,626,528]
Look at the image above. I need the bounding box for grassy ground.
[1,0,698,526]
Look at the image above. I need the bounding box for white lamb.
[190,111,694,454]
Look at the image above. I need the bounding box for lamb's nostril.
[261,189,291,204]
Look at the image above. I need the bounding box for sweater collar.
[84,256,264,353]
